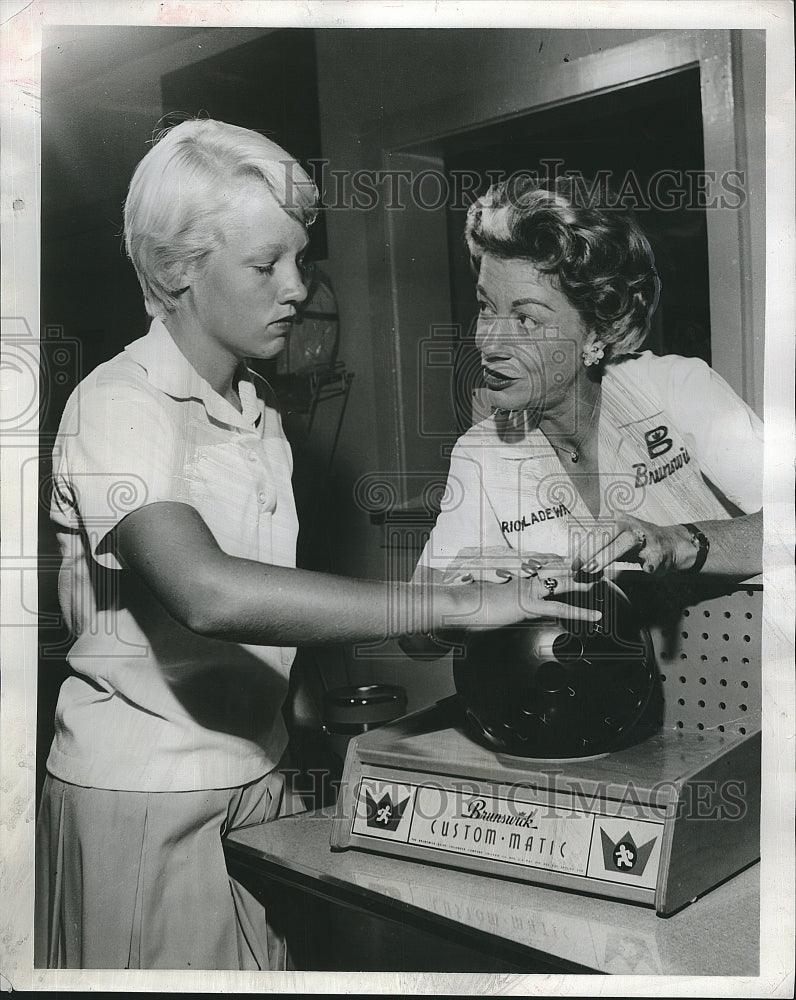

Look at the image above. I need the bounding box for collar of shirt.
[124,318,262,431]
[467,412,552,462]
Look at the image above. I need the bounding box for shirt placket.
[242,434,276,556]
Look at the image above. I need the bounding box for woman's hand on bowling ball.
[571,514,698,577]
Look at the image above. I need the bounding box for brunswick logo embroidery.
[365,790,410,832]
[600,828,657,876]
[644,425,673,459]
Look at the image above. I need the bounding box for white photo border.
[1,1,793,995]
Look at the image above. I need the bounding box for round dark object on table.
[453,579,659,759]
[322,684,408,765]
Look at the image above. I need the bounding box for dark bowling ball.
[453,578,659,759]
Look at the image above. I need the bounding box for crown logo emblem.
[600,828,657,876]
[364,790,410,832]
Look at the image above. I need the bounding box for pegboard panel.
[650,585,762,736]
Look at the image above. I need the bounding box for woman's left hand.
[442,546,561,584]
[571,514,698,577]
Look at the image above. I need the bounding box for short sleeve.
[51,371,194,570]
[415,435,510,580]
[644,353,764,513]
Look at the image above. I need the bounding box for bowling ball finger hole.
[535,661,569,693]
[552,632,584,663]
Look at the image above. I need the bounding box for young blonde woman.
[35,122,599,971]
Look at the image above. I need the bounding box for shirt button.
[258,491,267,504]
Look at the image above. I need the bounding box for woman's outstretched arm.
[110,501,602,645]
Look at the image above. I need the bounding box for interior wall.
[733,30,766,413]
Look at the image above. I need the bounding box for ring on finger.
[543,577,558,594]
[632,528,647,548]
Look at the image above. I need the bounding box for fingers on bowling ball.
[457,580,655,758]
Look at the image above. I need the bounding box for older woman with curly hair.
[406,175,763,630]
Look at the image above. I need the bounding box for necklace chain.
[546,396,600,464]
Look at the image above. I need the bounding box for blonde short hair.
[124,119,318,318]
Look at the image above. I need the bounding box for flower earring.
[582,339,605,367]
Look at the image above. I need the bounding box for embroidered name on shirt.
[632,446,691,488]
[501,504,570,534]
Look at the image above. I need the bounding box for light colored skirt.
[35,768,302,970]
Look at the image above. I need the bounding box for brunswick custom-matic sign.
[330,698,760,915]
[331,581,761,916]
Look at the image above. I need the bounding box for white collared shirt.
[419,352,764,574]
[48,319,299,791]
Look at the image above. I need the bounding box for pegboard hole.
[700,655,708,661]
[741,680,749,688]
[698,700,706,708]
[742,658,749,665]
[745,612,753,620]
[718,725,725,732]
[676,721,684,728]
[720,679,728,686]
[679,675,687,683]
[724,611,732,618]
[722,634,730,641]
[697,723,704,731]
[719,702,726,710]
[683,609,690,617]
[660,673,667,682]
[680,653,688,660]
[703,610,711,618]
[743,635,751,642]
[678,698,685,706]
[702,632,709,640]
[681,631,689,639]
[699,677,707,685]
[721,656,729,663]
[740,703,748,712]
[739,727,747,735]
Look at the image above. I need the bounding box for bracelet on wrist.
[682,523,710,573]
